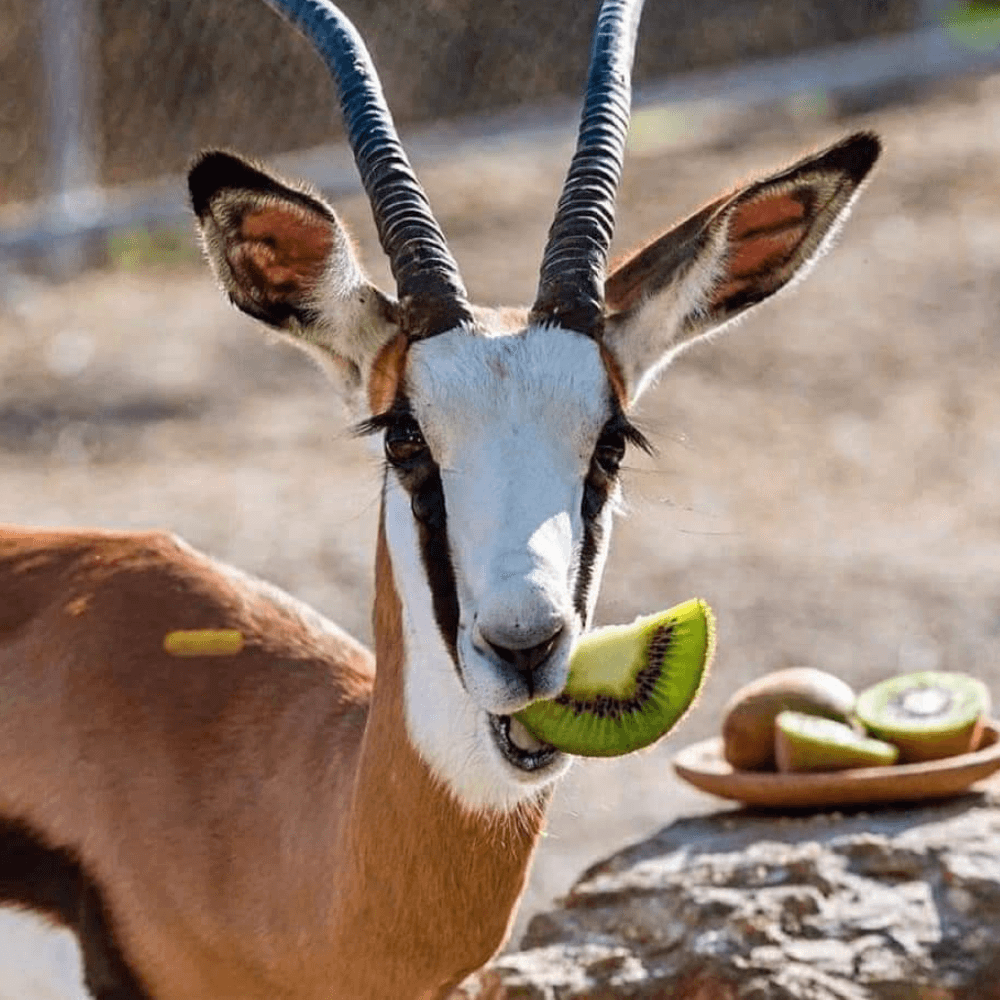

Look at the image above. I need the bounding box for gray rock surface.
[456,783,1000,999]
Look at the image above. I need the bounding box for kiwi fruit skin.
[775,711,899,772]
[513,598,715,758]
[722,667,856,771]
[855,671,991,763]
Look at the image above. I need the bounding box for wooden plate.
[673,721,1000,809]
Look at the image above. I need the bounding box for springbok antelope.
[0,0,880,997]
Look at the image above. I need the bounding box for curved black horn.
[530,0,644,335]
[262,0,472,338]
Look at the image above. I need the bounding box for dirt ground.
[2,75,1000,942]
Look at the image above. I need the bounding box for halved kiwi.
[855,671,991,763]
[721,668,856,771]
[514,599,715,757]
[775,710,899,772]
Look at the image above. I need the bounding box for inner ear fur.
[189,150,400,400]
[603,131,881,402]
[190,151,344,329]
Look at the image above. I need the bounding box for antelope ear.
[603,132,881,404]
[188,150,401,407]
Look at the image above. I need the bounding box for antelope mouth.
[488,713,561,772]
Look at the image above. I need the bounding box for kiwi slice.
[721,667,856,771]
[855,671,991,763]
[513,598,715,757]
[775,710,899,772]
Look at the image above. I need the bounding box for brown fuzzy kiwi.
[855,671,991,763]
[722,667,856,770]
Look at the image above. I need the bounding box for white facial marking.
[0,908,89,1000]
[384,324,619,812]
[386,474,525,812]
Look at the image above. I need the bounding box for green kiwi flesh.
[775,711,899,772]
[513,598,715,757]
[721,668,856,771]
[855,671,991,763]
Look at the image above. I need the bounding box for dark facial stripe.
[575,398,646,625]
[0,815,151,998]
[409,462,461,669]
[574,478,607,626]
[378,398,462,672]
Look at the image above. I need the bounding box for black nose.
[484,627,565,680]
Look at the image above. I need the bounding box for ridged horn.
[530,0,645,335]
[261,0,473,338]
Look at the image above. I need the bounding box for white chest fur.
[0,908,89,1000]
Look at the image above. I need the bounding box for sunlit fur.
[0,131,878,998]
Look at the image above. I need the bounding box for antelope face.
[192,0,881,812]
[378,323,642,796]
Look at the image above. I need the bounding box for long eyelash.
[604,411,655,458]
[621,419,655,457]
[351,400,414,439]
[356,403,653,457]
[351,412,397,438]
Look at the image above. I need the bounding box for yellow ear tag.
[164,629,245,657]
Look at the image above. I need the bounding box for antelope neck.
[329,521,546,998]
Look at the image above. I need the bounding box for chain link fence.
[7,0,1000,271]
[5,0,920,205]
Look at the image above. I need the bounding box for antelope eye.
[593,431,626,477]
[385,419,428,466]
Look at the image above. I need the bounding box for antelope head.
[189,0,880,812]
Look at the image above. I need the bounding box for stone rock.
[455,784,1000,999]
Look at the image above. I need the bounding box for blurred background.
[2,0,1000,946]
